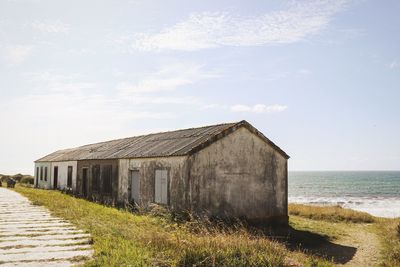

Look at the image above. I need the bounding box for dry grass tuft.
[289,204,376,223]
[379,219,400,266]
[397,222,400,237]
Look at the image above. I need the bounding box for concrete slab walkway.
[0,187,93,266]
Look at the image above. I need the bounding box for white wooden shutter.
[131,170,140,203]
[161,170,168,204]
[155,170,168,204]
[155,170,162,203]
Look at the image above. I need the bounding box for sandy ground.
[339,224,381,267]
[0,187,93,267]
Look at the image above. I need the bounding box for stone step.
[0,233,91,242]
[0,237,92,248]
[0,249,93,263]
[0,244,92,255]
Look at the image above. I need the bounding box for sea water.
[289,171,400,218]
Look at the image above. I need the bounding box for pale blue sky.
[0,0,399,174]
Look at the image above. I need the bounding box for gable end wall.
[188,127,288,223]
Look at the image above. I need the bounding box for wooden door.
[53,166,58,189]
[82,168,88,197]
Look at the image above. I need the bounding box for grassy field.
[13,186,290,266]
[10,185,400,266]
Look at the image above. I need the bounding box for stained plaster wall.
[187,127,288,223]
[118,156,189,209]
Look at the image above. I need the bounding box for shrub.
[12,174,24,182]
[20,176,34,185]
[0,175,10,182]
[146,203,173,221]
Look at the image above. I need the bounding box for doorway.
[130,170,140,205]
[36,167,39,188]
[82,168,88,197]
[53,166,58,189]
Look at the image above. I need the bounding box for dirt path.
[289,216,382,266]
[338,224,381,267]
[0,187,93,267]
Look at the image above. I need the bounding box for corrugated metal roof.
[35,121,289,162]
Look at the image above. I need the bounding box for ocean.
[288,171,400,218]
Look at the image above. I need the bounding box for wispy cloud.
[0,44,33,65]
[22,66,206,123]
[31,20,70,34]
[26,71,97,94]
[130,95,200,105]
[297,69,313,75]
[0,73,177,143]
[0,91,176,159]
[27,71,81,83]
[130,0,348,52]
[200,104,229,110]
[118,78,192,94]
[118,63,219,95]
[231,104,288,114]
[388,61,400,69]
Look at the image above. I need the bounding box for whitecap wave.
[289,196,400,218]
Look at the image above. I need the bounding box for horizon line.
[290,169,400,172]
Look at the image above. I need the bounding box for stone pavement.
[0,187,93,266]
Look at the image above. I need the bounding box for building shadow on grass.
[171,213,357,264]
[270,226,357,264]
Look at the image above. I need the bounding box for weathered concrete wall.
[118,156,189,209]
[188,127,288,223]
[76,159,119,204]
[35,125,287,224]
[50,161,78,191]
[34,162,52,189]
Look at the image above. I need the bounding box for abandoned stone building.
[35,121,289,223]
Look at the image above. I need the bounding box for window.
[92,165,100,191]
[40,166,43,181]
[67,166,73,188]
[36,167,39,179]
[102,165,112,194]
[44,167,48,181]
[155,170,168,205]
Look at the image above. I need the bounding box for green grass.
[289,204,376,223]
[14,186,290,267]
[17,186,394,266]
[289,216,345,241]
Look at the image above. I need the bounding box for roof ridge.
[167,122,240,156]
[74,121,241,149]
[35,120,290,162]
[35,121,244,162]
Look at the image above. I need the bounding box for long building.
[35,120,289,224]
